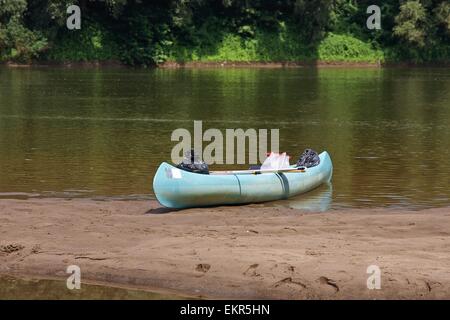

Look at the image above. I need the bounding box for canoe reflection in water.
[269,182,333,212]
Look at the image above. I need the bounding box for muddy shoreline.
[1,199,450,299]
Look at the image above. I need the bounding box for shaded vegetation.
[0,0,449,66]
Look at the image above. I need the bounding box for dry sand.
[1,198,449,299]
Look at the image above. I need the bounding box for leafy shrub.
[0,0,47,63]
[45,21,119,62]
[318,33,384,62]
[393,1,427,47]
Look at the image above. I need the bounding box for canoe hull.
[153,151,333,209]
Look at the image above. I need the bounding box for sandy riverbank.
[1,199,449,299]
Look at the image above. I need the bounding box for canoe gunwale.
[153,151,333,209]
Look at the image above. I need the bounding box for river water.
[0,276,187,299]
[0,66,449,210]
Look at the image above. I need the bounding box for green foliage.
[1,0,449,65]
[186,34,258,62]
[292,0,333,41]
[318,33,384,62]
[113,12,173,66]
[3,20,48,62]
[45,21,119,62]
[328,0,360,35]
[168,25,316,63]
[393,1,427,47]
[0,0,47,62]
[168,29,384,63]
[434,2,450,37]
[0,0,27,19]
[46,0,75,26]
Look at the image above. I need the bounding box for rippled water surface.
[0,66,449,209]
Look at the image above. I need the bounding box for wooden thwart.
[209,167,306,175]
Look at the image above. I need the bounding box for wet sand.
[1,199,449,299]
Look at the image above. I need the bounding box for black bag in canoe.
[176,149,209,174]
[296,149,320,168]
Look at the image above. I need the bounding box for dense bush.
[0,0,448,65]
[317,33,384,62]
[0,0,47,62]
[45,21,119,62]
